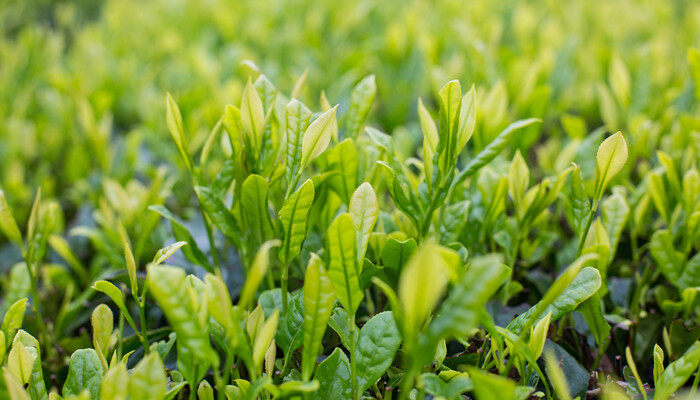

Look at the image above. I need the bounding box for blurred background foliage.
[1,0,698,222]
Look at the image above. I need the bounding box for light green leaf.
[326,139,358,204]
[241,174,274,248]
[148,205,211,270]
[349,182,378,266]
[399,244,451,343]
[279,179,315,266]
[301,106,338,168]
[419,98,438,186]
[124,241,138,294]
[252,310,278,372]
[594,131,628,199]
[92,281,130,322]
[345,74,376,139]
[467,368,517,400]
[240,79,265,154]
[128,352,167,400]
[2,298,28,345]
[197,381,214,400]
[326,213,362,315]
[437,80,462,176]
[509,150,530,214]
[91,304,113,360]
[285,99,313,184]
[146,265,216,364]
[654,341,700,400]
[0,190,23,248]
[3,368,31,400]
[601,192,629,262]
[239,240,281,309]
[153,241,187,265]
[457,84,477,151]
[165,93,193,172]
[8,342,34,385]
[509,260,601,335]
[302,254,336,381]
[100,363,128,400]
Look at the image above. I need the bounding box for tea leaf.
[349,182,378,266]
[426,254,509,349]
[310,348,351,400]
[63,349,103,399]
[8,342,34,385]
[279,179,315,266]
[0,190,23,248]
[241,174,274,248]
[301,106,338,168]
[146,265,216,364]
[354,311,401,392]
[195,186,241,246]
[241,79,265,154]
[302,254,336,381]
[653,342,700,400]
[345,75,376,139]
[128,352,167,400]
[454,118,541,188]
[326,139,358,203]
[100,362,128,400]
[166,93,194,172]
[399,244,452,343]
[326,213,362,315]
[594,131,627,199]
[239,240,281,309]
[285,99,313,184]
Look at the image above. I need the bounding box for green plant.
[1,0,700,398]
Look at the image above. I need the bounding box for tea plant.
[0,68,698,399]
[0,0,700,399]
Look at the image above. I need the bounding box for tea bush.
[0,0,699,399]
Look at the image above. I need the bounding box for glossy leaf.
[301,106,338,168]
[349,182,378,266]
[302,254,336,381]
[310,348,351,400]
[279,179,315,265]
[128,353,167,400]
[62,349,103,399]
[326,213,362,315]
[594,131,627,199]
[355,311,401,392]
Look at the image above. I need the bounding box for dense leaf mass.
[0,0,699,399]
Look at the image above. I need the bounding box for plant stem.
[138,297,150,353]
[349,312,358,400]
[281,262,289,314]
[117,312,124,360]
[27,262,51,351]
[576,198,599,257]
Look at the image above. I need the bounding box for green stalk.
[281,262,290,314]
[117,312,125,360]
[576,198,599,257]
[138,297,151,354]
[27,262,52,358]
[193,173,223,273]
[349,312,358,400]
